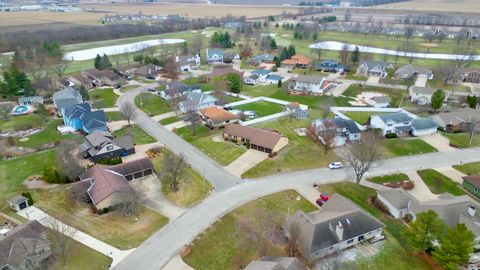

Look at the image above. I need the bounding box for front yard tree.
[227,73,242,93]
[120,102,136,126]
[340,131,383,185]
[432,223,474,270]
[467,95,478,109]
[403,210,446,253]
[117,189,142,216]
[431,89,446,113]
[350,46,360,66]
[49,219,76,267]
[161,151,187,192]
[94,54,101,69]
[317,119,337,154]
[185,110,201,136]
[164,58,180,82]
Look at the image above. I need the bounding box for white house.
[265,74,284,85]
[411,118,437,136]
[312,118,362,147]
[250,69,271,83]
[394,65,433,80]
[178,92,218,112]
[206,48,224,64]
[409,86,450,105]
[356,61,391,77]
[288,75,334,95]
[244,75,258,85]
[176,54,201,71]
[370,112,413,136]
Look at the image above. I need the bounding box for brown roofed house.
[223,123,288,154]
[134,64,164,79]
[84,68,122,87]
[199,106,239,128]
[204,67,243,83]
[281,54,313,69]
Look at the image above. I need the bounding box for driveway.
[331,81,352,97]
[415,76,428,87]
[164,120,190,131]
[163,255,194,270]
[108,120,131,132]
[17,206,133,267]
[435,166,467,184]
[152,112,178,122]
[224,149,269,177]
[121,142,163,163]
[405,171,439,202]
[419,133,456,152]
[367,76,380,84]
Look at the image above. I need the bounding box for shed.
[8,195,29,212]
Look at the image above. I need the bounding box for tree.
[403,210,446,253]
[466,95,478,109]
[79,84,89,100]
[120,102,136,126]
[270,38,277,50]
[98,54,112,70]
[431,89,446,113]
[287,45,296,58]
[227,73,242,93]
[94,54,102,69]
[435,61,456,86]
[53,60,69,79]
[350,46,360,66]
[432,224,474,270]
[338,44,351,65]
[0,103,13,120]
[277,80,282,88]
[185,110,201,136]
[316,119,338,154]
[340,132,383,185]
[160,151,187,192]
[116,189,142,216]
[164,59,179,82]
[49,219,77,267]
[285,222,302,257]
[56,140,84,181]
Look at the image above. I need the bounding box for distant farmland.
[379,0,480,12]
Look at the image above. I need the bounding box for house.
[206,48,224,64]
[223,52,240,63]
[79,158,154,209]
[285,103,308,119]
[247,54,275,66]
[431,108,480,132]
[223,123,289,154]
[315,59,346,73]
[7,195,29,212]
[285,194,385,260]
[18,96,44,106]
[265,74,284,84]
[159,82,201,100]
[67,73,95,90]
[463,175,480,198]
[52,87,83,116]
[113,67,134,81]
[250,69,271,82]
[377,188,480,247]
[0,220,52,270]
[176,54,201,71]
[312,118,361,146]
[244,75,258,85]
[84,68,122,87]
[411,118,438,136]
[457,69,480,83]
[134,64,164,79]
[370,112,413,136]
[394,65,433,80]
[356,61,391,77]
[199,106,239,128]
[62,103,107,134]
[204,67,243,83]
[281,54,312,69]
[245,257,306,270]
[409,86,450,105]
[368,96,391,108]
[79,130,135,161]
[178,92,218,113]
[288,75,334,95]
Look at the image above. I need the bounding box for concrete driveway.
[419,133,456,152]
[367,76,380,84]
[224,149,268,177]
[405,171,439,202]
[121,142,163,163]
[164,120,190,131]
[331,82,352,97]
[415,76,428,87]
[435,166,467,184]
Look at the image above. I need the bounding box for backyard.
[0,113,47,132]
[89,88,118,108]
[15,119,78,149]
[381,138,437,157]
[134,93,172,116]
[417,169,466,196]
[441,132,480,148]
[342,84,408,108]
[233,101,284,118]
[453,162,480,175]
[342,111,387,125]
[112,125,156,145]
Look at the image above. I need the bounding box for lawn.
[0,114,47,132]
[453,162,480,175]
[89,88,118,108]
[113,125,156,145]
[342,84,408,107]
[15,119,78,149]
[242,118,337,178]
[183,190,317,270]
[367,173,410,184]
[151,149,212,207]
[159,115,183,125]
[36,185,169,250]
[234,101,285,118]
[105,111,126,122]
[134,93,172,116]
[441,131,480,148]
[120,85,140,93]
[176,126,246,166]
[342,112,387,125]
[381,138,437,157]
[417,169,466,196]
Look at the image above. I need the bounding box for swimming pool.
[11,105,32,115]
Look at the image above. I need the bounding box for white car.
[328,162,343,169]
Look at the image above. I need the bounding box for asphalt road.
[115,85,480,270]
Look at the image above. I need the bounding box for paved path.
[405,171,439,202]
[103,107,120,112]
[164,120,190,131]
[419,133,455,152]
[331,81,352,97]
[415,76,428,87]
[108,120,131,132]
[436,166,467,184]
[17,206,133,267]
[121,142,163,163]
[151,111,178,122]
[223,149,268,177]
[367,76,380,84]
[163,255,195,270]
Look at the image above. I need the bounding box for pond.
[63,38,186,61]
[309,41,480,61]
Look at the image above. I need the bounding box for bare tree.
[338,44,351,66]
[52,61,69,79]
[164,58,179,82]
[0,103,13,120]
[402,41,417,64]
[120,102,136,126]
[213,90,228,106]
[185,109,201,136]
[116,189,142,216]
[340,132,384,185]
[67,181,90,204]
[191,35,204,56]
[160,151,187,192]
[316,119,338,154]
[48,219,76,267]
[435,61,457,86]
[454,47,477,68]
[285,222,302,257]
[56,140,84,181]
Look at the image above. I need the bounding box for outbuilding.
[8,195,29,212]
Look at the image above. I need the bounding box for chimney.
[468,206,476,217]
[336,221,344,242]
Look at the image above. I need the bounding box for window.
[106,145,113,151]
[347,239,354,244]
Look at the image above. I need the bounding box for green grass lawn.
[151,149,212,207]
[242,118,337,178]
[113,125,156,145]
[441,131,480,148]
[367,173,410,184]
[134,93,172,116]
[0,114,47,132]
[381,138,437,157]
[120,85,140,93]
[234,101,285,117]
[15,119,78,149]
[183,190,317,270]
[417,169,466,196]
[176,126,246,166]
[342,84,408,107]
[105,111,127,122]
[453,162,480,175]
[427,77,471,92]
[159,115,183,125]
[89,88,118,108]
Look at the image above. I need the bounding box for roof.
[360,60,387,71]
[431,108,480,127]
[206,48,224,58]
[412,118,437,130]
[81,110,108,131]
[266,74,284,81]
[332,118,361,133]
[18,96,43,103]
[52,86,81,101]
[63,102,92,119]
[199,107,238,123]
[7,195,28,205]
[375,112,413,123]
[109,158,153,176]
[80,165,133,205]
[251,69,271,75]
[113,135,134,151]
[135,64,163,76]
[178,92,218,110]
[463,175,480,188]
[250,54,275,62]
[85,130,114,147]
[395,64,432,77]
[282,54,312,66]
[285,194,385,255]
[205,67,243,79]
[224,123,283,150]
[290,75,325,84]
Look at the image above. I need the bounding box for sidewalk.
[405,171,438,202]
[435,166,467,184]
[152,111,178,122]
[162,255,195,270]
[17,206,134,267]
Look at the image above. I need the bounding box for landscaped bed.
[381,138,437,157]
[417,169,466,196]
[89,88,118,108]
[112,125,156,145]
[134,93,172,116]
[441,131,480,148]
[233,101,284,118]
[453,162,480,175]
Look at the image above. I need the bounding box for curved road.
[115,86,480,270]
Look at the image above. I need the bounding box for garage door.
[19,201,28,210]
[143,169,153,176]
[133,172,143,179]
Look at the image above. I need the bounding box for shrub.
[21,192,34,205]
[42,166,68,184]
[385,133,398,138]
[6,136,15,146]
[96,156,123,165]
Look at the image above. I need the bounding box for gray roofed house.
[265,74,284,84]
[206,48,224,63]
[79,130,135,161]
[62,103,108,134]
[288,75,333,95]
[370,112,415,136]
[394,64,433,80]
[368,96,391,108]
[7,195,29,212]
[285,194,385,260]
[409,86,450,105]
[178,92,218,113]
[245,257,306,270]
[247,54,276,66]
[312,118,361,146]
[430,108,480,132]
[356,61,390,77]
[52,86,83,116]
[159,82,201,100]
[411,118,437,136]
[315,59,345,72]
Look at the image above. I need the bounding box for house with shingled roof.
[223,123,288,154]
[52,87,83,116]
[178,92,218,113]
[288,75,334,95]
[312,118,361,146]
[199,107,239,128]
[79,130,135,161]
[281,54,312,69]
[61,103,107,134]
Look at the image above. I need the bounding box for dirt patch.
[211,135,224,142]
[420,43,439,48]
[23,176,59,190]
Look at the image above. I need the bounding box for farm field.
[0,11,102,28]
[378,0,480,12]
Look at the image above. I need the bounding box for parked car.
[316,198,324,206]
[328,162,343,169]
[320,193,332,201]
[147,87,157,92]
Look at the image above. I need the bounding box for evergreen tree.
[227,73,242,93]
[270,38,278,50]
[274,56,281,67]
[432,224,474,270]
[279,48,289,61]
[277,79,282,88]
[94,54,102,69]
[350,46,360,66]
[403,210,446,253]
[431,89,446,113]
[466,95,478,109]
[287,45,296,58]
[79,84,89,100]
[99,54,112,70]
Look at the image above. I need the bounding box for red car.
[320,193,332,201]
